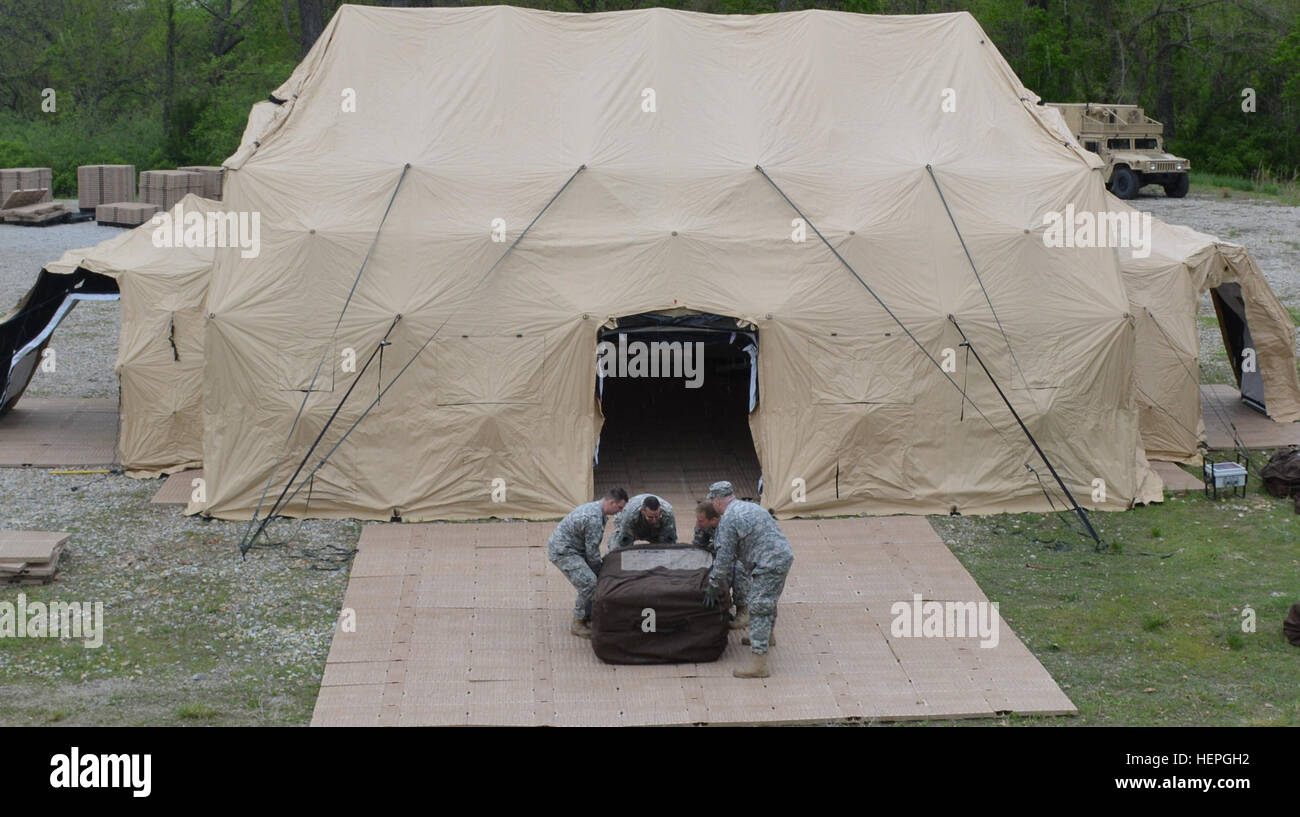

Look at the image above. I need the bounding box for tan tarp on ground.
[45,194,218,475]
[196,5,1162,521]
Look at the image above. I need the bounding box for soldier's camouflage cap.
[707,481,735,499]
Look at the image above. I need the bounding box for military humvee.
[1048,103,1191,199]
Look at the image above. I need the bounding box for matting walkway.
[312,516,1075,726]
[1149,460,1202,492]
[0,398,117,467]
[150,469,203,504]
[1202,384,1300,449]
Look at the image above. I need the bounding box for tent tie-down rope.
[241,314,404,553]
[754,164,1101,548]
[238,162,414,555]
[925,164,1029,389]
[949,315,1101,548]
[237,164,587,554]
[753,164,1014,445]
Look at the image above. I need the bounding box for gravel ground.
[0,188,1293,725]
[0,468,362,725]
[0,201,361,725]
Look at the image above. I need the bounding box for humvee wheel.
[1111,167,1139,199]
[1164,173,1189,198]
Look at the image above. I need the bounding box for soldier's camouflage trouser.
[550,550,600,619]
[731,562,752,609]
[746,554,793,655]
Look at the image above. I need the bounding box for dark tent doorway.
[1211,283,1267,414]
[1,269,119,415]
[593,312,762,514]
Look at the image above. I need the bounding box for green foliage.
[175,703,221,720]
[0,139,35,169]
[0,112,166,196]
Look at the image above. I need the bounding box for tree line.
[1,0,1296,194]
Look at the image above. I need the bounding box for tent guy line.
[948,314,1102,547]
[756,162,1099,539]
[753,163,1015,446]
[237,163,588,551]
[239,162,413,555]
[240,313,404,555]
[925,163,1029,390]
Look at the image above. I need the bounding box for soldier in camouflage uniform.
[608,494,677,551]
[701,481,793,678]
[694,501,751,630]
[548,488,628,638]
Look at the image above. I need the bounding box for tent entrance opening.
[593,313,761,511]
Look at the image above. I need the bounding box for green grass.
[175,702,221,720]
[929,451,1300,726]
[1189,170,1300,205]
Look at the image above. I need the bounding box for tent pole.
[240,164,588,543]
[948,314,1103,549]
[925,164,1028,388]
[239,162,413,555]
[752,164,1013,440]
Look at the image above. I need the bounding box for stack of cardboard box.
[1,189,71,225]
[77,164,137,211]
[176,165,224,199]
[0,531,68,586]
[95,201,161,228]
[139,170,204,211]
[0,167,53,204]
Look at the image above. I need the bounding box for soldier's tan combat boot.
[733,651,770,679]
[570,617,592,639]
[729,606,750,630]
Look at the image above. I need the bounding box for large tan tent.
[194,4,1300,521]
[18,6,1296,522]
[199,4,1170,522]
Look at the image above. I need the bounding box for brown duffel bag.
[1284,603,1300,647]
[1261,447,1300,500]
[590,543,730,665]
